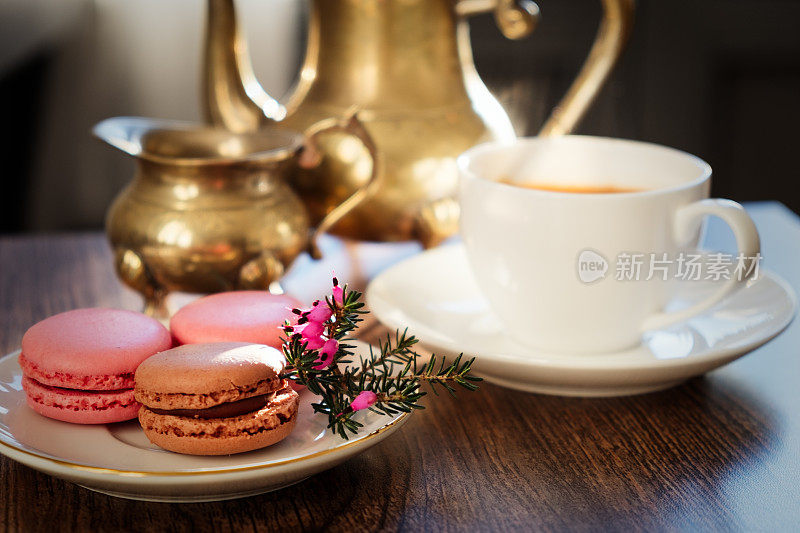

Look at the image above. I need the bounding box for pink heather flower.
[300,320,324,339]
[303,335,325,350]
[332,285,344,306]
[306,300,333,323]
[350,391,377,411]
[331,275,345,305]
[314,338,338,369]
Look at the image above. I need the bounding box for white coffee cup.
[458,136,760,354]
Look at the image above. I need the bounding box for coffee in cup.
[458,136,760,354]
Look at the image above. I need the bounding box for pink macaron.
[20,308,172,424]
[170,291,302,349]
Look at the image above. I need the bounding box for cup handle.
[640,199,760,332]
[299,109,381,259]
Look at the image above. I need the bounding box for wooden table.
[1,202,799,531]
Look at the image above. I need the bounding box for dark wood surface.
[1,203,799,532]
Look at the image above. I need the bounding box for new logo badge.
[577,249,608,283]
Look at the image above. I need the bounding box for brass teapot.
[204,0,634,246]
[96,113,378,317]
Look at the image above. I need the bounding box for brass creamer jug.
[204,0,633,246]
[97,114,378,317]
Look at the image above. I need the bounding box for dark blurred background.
[1,0,799,234]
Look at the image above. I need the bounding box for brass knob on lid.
[495,0,540,40]
[456,0,540,39]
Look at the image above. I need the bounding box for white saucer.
[367,244,797,397]
[0,342,410,502]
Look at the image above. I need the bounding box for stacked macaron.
[19,308,171,424]
[134,342,299,455]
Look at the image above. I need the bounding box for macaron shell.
[138,386,299,455]
[21,308,172,383]
[134,342,285,400]
[170,291,301,348]
[22,377,139,424]
[134,377,280,411]
[19,353,135,391]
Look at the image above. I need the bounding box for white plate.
[0,342,410,502]
[367,244,797,397]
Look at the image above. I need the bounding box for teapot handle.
[457,0,635,136]
[299,109,381,260]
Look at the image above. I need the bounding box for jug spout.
[92,116,162,157]
[203,0,285,133]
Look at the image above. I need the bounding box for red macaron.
[20,308,172,424]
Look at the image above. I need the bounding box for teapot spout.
[203,0,285,133]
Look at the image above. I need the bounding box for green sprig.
[280,281,481,439]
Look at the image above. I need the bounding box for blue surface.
[706,202,800,277]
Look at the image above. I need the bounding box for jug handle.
[299,109,381,260]
[457,0,635,136]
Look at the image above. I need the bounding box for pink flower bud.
[313,339,338,369]
[306,301,333,323]
[350,391,377,411]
